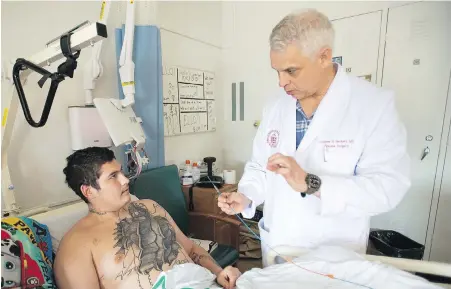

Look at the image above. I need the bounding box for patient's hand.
[216,266,241,289]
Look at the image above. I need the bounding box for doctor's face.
[270,44,332,100]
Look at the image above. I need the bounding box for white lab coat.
[239,65,411,266]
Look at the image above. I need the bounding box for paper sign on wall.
[162,65,216,136]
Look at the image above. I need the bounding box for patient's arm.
[54,234,100,289]
[187,243,223,276]
[141,200,223,276]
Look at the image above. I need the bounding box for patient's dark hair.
[63,147,115,203]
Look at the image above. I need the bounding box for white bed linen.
[237,246,443,289]
[151,246,442,289]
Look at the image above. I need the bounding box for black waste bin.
[368,229,425,260]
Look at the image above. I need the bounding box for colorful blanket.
[1,216,56,289]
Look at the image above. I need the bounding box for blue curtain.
[115,25,165,170]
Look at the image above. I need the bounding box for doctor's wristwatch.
[301,173,321,198]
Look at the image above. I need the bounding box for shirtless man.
[54,147,241,289]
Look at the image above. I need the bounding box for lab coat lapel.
[279,97,297,156]
[297,66,350,153]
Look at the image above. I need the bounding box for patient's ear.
[80,184,95,201]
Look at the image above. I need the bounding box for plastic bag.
[369,230,425,260]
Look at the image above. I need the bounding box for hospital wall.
[1,1,224,211]
[158,1,225,170]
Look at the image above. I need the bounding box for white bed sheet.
[152,247,443,289]
[237,246,443,289]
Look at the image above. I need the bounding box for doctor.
[218,9,410,264]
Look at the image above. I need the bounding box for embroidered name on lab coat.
[321,140,354,162]
[320,139,354,149]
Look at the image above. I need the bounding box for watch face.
[308,174,321,189]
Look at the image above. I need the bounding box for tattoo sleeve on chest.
[113,202,181,274]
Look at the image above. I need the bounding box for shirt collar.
[295,63,340,120]
[296,101,314,120]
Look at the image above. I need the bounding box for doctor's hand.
[267,153,308,193]
[217,192,251,215]
[216,266,241,289]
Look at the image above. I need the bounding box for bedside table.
[182,184,240,251]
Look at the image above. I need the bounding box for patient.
[54,147,241,289]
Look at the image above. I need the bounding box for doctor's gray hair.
[270,9,335,58]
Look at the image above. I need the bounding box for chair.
[130,164,240,268]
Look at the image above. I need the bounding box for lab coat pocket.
[322,144,359,173]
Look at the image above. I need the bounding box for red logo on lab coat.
[267,130,279,148]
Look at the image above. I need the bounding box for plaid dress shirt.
[296,101,314,149]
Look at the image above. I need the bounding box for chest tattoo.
[113,202,181,277]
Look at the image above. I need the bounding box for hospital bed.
[26,201,451,289]
[266,245,451,288]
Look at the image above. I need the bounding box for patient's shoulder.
[54,221,94,275]
[134,199,167,215]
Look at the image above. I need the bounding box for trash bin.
[368,229,425,260]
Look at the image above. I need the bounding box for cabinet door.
[371,2,451,247]
[430,113,451,263]
[331,11,382,84]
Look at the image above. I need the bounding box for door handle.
[421,147,430,161]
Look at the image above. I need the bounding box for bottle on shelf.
[181,160,193,186]
[192,162,201,184]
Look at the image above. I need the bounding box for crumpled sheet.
[152,247,442,289]
[151,263,222,289]
[238,246,443,289]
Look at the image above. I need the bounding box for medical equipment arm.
[83,1,111,105]
[1,22,107,215]
[319,94,411,217]
[85,1,146,176]
[238,106,271,218]
[118,1,136,108]
[84,0,136,108]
